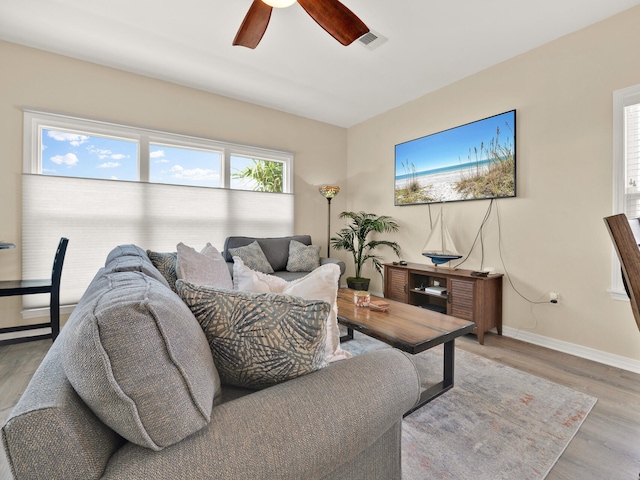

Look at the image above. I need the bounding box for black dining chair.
[0,237,69,345]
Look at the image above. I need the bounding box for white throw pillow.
[232,256,288,293]
[176,242,233,290]
[233,256,350,363]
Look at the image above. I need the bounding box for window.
[42,128,138,180]
[611,84,640,299]
[149,143,222,188]
[230,155,285,192]
[26,110,292,191]
[22,110,295,314]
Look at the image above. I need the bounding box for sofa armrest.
[320,257,346,277]
[2,339,124,480]
[102,348,420,479]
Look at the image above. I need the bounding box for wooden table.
[336,288,475,415]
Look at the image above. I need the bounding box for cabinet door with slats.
[384,266,409,303]
[450,278,474,320]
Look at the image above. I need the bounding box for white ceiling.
[2,0,639,127]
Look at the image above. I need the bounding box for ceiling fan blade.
[233,0,273,49]
[297,0,369,46]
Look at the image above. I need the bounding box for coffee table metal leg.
[403,340,455,417]
[340,327,354,343]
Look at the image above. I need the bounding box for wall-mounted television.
[394,110,516,206]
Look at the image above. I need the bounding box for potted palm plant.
[331,211,401,291]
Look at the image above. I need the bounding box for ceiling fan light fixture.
[262,0,297,7]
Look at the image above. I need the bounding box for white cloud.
[47,131,89,146]
[98,162,121,169]
[89,147,112,159]
[150,150,165,159]
[50,153,79,166]
[170,165,218,181]
[88,146,129,161]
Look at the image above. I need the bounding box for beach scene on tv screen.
[394,110,515,205]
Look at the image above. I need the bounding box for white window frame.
[611,84,640,300]
[23,108,294,192]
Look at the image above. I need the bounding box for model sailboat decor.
[422,209,463,267]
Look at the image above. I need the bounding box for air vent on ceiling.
[358,30,387,50]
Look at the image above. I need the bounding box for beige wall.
[3,5,640,364]
[0,40,347,329]
[346,6,640,361]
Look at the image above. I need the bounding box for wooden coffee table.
[336,288,475,416]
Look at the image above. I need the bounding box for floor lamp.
[319,185,340,258]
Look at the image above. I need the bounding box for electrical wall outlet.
[550,292,559,304]
[433,281,440,287]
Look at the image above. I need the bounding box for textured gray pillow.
[176,280,329,389]
[286,240,321,272]
[176,242,233,289]
[228,241,274,273]
[61,270,220,451]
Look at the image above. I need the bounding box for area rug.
[340,333,597,480]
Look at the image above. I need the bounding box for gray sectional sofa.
[2,245,420,479]
[223,235,346,281]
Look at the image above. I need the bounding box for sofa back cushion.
[105,245,171,288]
[223,235,312,272]
[61,246,220,451]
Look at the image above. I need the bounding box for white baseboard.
[502,326,640,374]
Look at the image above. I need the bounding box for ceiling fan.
[233,0,369,49]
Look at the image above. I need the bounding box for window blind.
[22,174,294,309]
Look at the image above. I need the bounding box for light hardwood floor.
[1,334,639,479]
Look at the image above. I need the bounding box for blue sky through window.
[149,144,221,188]
[41,129,138,180]
[41,128,283,190]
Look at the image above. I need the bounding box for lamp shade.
[262,0,297,7]
[319,185,340,199]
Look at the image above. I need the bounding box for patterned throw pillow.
[232,258,350,364]
[146,250,178,292]
[228,241,274,274]
[286,240,321,272]
[176,280,329,389]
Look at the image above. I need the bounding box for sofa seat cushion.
[176,280,329,389]
[61,260,219,451]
